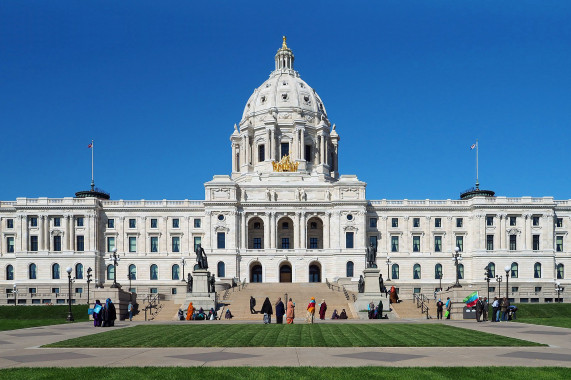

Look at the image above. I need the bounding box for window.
[54,217,61,227]
[282,222,289,229]
[413,264,421,279]
[172,264,180,280]
[129,237,137,252]
[253,237,262,249]
[107,237,115,252]
[346,232,354,249]
[489,286,496,293]
[6,264,14,280]
[456,218,463,228]
[310,237,318,249]
[106,264,115,280]
[29,288,37,294]
[172,237,180,252]
[107,219,115,228]
[7,237,14,253]
[511,286,518,293]
[30,217,38,227]
[487,262,495,278]
[346,261,354,277]
[194,237,202,251]
[486,235,494,251]
[280,142,289,158]
[435,263,442,279]
[370,218,377,228]
[53,236,61,251]
[391,264,399,279]
[52,287,59,294]
[510,262,518,278]
[76,236,84,252]
[412,236,420,252]
[76,217,84,227]
[509,216,516,226]
[7,219,14,228]
[258,144,265,162]
[29,263,37,279]
[391,236,399,252]
[194,219,201,228]
[129,219,136,228]
[30,236,38,251]
[217,261,225,278]
[346,214,354,221]
[281,237,290,249]
[557,263,564,279]
[533,235,540,251]
[434,218,441,228]
[391,218,398,228]
[150,264,158,280]
[75,263,83,279]
[369,236,377,248]
[458,264,464,279]
[434,236,442,252]
[413,218,420,228]
[151,218,158,228]
[556,218,563,228]
[128,264,137,280]
[172,219,179,228]
[151,237,159,253]
[150,287,158,294]
[217,232,226,249]
[532,216,539,226]
[486,216,494,226]
[75,288,83,294]
[456,236,463,252]
[534,286,542,293]
[556,236,563,252]
[509,235,517,251]
[534,262,541,278]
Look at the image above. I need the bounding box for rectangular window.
[486,216,494,226]
[54,217,61,227]
[369,235,377,248]
[305,145,311,162]
[556,218,563,228]
[310,237,318,249]
[346,232,354,249]
[489,286,495,293]
[194,237,202,251]
[30,217,38,227]
[370,218,377,228]
[532,216,539,226]
[76,217,84,227]
[194,219,201,228]
[486,235,494,251]
[556,236,563,252]
[172,219,179,228]
[456,236,463,252]
[413,236,420,252]
[75,287,83,294]
[511,287,519,293]
[456,218,463,228]
[7,237,15,253]
[150,288,158,294]
[76,236,84,251]
[391,218,398,228]
[29,288,37,294]
[151,237,159,252]
[30,236,38,251]
[391,236,399,252]
[217,232,225,249]
[172,236,180,252]
[53,236,61,251]
[171,288,177,295]
[280,142,289,158]
[129,237,137,252]
[253,237,262,249]
[509,235,517,251]
[281,237,290,249]
[533,235,540,251]
[534,286,542,293]
[129,219,136,228]
[52,287,60,294]
[151,218,158,228]
[413,218,420,228]
[434,236,442,252]
[107,237,115,252]
[107,219,115,228]
[434,218,441,228]
[258,144,265,162]
[7,219,14,229]
[509,216,516,226]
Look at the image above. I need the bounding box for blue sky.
[1,1,570,201]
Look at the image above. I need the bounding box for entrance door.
[251,264,263,283]
[280,264,292,283]
[309,264,321,283]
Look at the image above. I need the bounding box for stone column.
[425,216,431,253]
[240,211,246,249]
[498,214,506,250]
[270,129,275,160]
[263,213,270,249]
[294,212,300,249]
[447,216,454,252]
[20,215,28,251]
[323,212,330,249]
[523,214,530,250]
[70,216,75,251]
[231,144,237,171]
[403,216,410,253]
[38,215,44,251]
[266,129,271,161]
[63,215,70,251]
[162,217,168,253]
[320,135,325,164]
[85,214,91,252]
[141,217,147,254]
[300,129,305,160]
[204,211,211,250]
[300,212,306,249]
[382,216,389,254]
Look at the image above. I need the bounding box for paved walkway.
[1,319,570,368]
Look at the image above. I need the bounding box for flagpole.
[91,140,94,191]
[475,139,479,189]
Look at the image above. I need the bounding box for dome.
[240,37,328,125]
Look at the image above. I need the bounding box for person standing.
[286,298,295,324]
[306,297,316,324]
[501,297,510,322]
[368,301,375,319]
[445,297,451,319]
[378,273,385,294]
[93,300,102,327]
[492,297,499,322]
[186,302,194,321]
[127,301,134,321]
[482,297,489,321]
[275,297,285,324]
[436,299,444,319]
[475,297,483,322]
[250,296,256,314]
[319,299,327,320]
[261,297,273,324]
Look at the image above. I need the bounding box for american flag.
[88,142,93,148]
[470,143,476,150]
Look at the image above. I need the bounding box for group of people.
[254,296,340,324]
[436,297,452,319]
[179,302,218,321]
[92,298,117,327]
[367,300,387,319]
[491,297,517,322]
[331,309,348,319]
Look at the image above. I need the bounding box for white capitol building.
[0,38,568,305]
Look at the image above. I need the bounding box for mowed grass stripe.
[44,323,542,348]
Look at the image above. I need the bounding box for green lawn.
[0,305,89,331]
[511,303,571,328]
[45,323,541,348]
[0,367,568,380]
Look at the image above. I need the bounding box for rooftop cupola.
[275,36,294,71]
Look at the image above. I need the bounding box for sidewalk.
[0,320,570,368]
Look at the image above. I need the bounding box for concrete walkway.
[1,319,570,368]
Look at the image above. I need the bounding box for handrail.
[412,293,431,319]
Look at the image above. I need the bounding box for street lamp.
[385,256,391,281]
[86,267,93,306]
[504,265,510,300]
[556,281,563,303]
[109,248,121,288]
[495,275,502,299]
[181,258,187,282]
[12,284,17,306]
[66,267,74,322]
[484,266,491,302]
[452,247,462,288]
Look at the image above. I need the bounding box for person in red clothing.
[319,299,327,320]
[306,297,316,324]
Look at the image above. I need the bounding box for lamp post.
[504,265,510,300]
[86,267,92,306]
[181,258,186,282]
[439,272,443,292]
[452,247,462,288]
[484,266,491,303]
[12,284,17,306]
[66,267,74,322]
[555,281,563,303]
[495,275,502,298]
[385,256,391,281]
[109,248,121,288]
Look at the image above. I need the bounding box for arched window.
[391,264,399,279]
[557,263,564,279]
[128,264,137,280]
[510,262,518,279]
[534,262,541,278]
[52,263,60,279]
[346,261,354,277]
[75,263,84,279]
[458,264,464,280]
[217,261,225,278]
[487,262,495,278]
[172,264,180,280]
[413,263,421,279]
[434,263,442,279]
[6,265,14,281]
[106,264,115,280]
[150,264,158,280]
[29,263,37,279]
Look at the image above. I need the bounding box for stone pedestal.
[355,268,388,314]
[439,286,485,320]
[183,270,216,312]
[93,287,133,321]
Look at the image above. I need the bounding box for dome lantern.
[275,36,294,71]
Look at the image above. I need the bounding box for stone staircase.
[220,283,358,320]
[391,298,436,319]
[132,300,182,322]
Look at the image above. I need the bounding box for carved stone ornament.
[272,154,299,172]
[507,228,521,235]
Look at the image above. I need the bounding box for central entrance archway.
[309,262,321,283]
[279,262,292,283]
[250,262,262,283]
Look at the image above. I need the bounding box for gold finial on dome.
[282,35,288,48]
